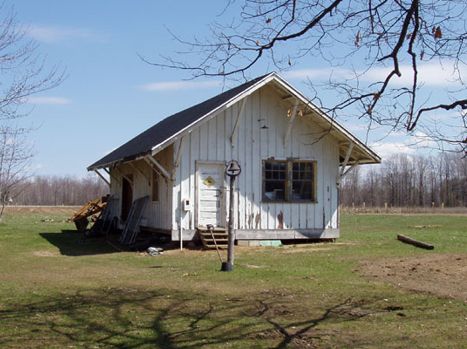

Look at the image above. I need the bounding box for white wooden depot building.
[88,72,380,243]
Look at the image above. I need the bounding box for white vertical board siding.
[329,140,339,228]
[108,168,121,219]
[150,147,174,230]
[251,92,261,230]
[172,85,340,233]
[108,148,173,231]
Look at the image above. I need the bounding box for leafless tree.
[0,5,63,216]
[341,152,467,207]
[13,175,108,206]
[0,6,63,122]
[0,126,32,218]
[149,0,466,153]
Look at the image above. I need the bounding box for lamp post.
[222,160,241,272]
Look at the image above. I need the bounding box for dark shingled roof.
[88,74,270,170]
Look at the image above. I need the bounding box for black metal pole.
[226,175,236,270]
[222,160,240,272]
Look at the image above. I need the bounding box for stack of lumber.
[71,196,108,232]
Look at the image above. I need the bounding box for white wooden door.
[197,163,225,228]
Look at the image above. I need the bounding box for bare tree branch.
[0,6,64,217]
[149,0,467,151]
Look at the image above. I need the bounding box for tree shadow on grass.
[0,287,399,348]
[40,230,119,256]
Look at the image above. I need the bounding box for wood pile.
[71,196,108,232]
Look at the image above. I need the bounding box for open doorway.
[121,175,133,222]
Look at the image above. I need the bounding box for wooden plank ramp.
[197,227,228,249]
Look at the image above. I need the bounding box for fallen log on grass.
[397,234,434,250]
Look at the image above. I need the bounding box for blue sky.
[11,1,465,177]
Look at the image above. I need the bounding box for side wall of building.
[171,85,340,240]
[108,146,173,231]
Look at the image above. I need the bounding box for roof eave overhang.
[149,73,278,156]
[87,72,381,171]
[87,152,149,172]
[149,73,381,165]
[87,73,278,172]
[269,75,381,165]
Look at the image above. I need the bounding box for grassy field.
[0,208,466,348]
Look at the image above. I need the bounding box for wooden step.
[200,235,228,239]
[197,228,229,249]
[198,230,227,234]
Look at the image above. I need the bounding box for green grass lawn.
[0,209,466,348]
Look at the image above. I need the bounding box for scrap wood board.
[120,196,150,245]
[71,197,108,222]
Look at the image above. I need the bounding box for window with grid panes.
[263,160,316,202]
[263,161,287,201]
[291,161,314,201]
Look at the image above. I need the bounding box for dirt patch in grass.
[360,254,467,302]
[4,206,78,215]
[280,242,356,254]
[32,251,59,257]
[409,224,442,229]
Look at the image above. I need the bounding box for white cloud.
[370,141,416,156]
[285,61,466,87]
[26,25,104,43]
[370,130,438,156]
[283,68,354,81]
[27,96,71,105]
[140,80,222,91]
[365,62,466,87]
[411,131,436,148]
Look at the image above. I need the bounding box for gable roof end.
[87,72,380,171]
[87,74,271,171]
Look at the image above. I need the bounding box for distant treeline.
[13,175,109,206]
[340,152,467,208]
[8,152,467,208]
